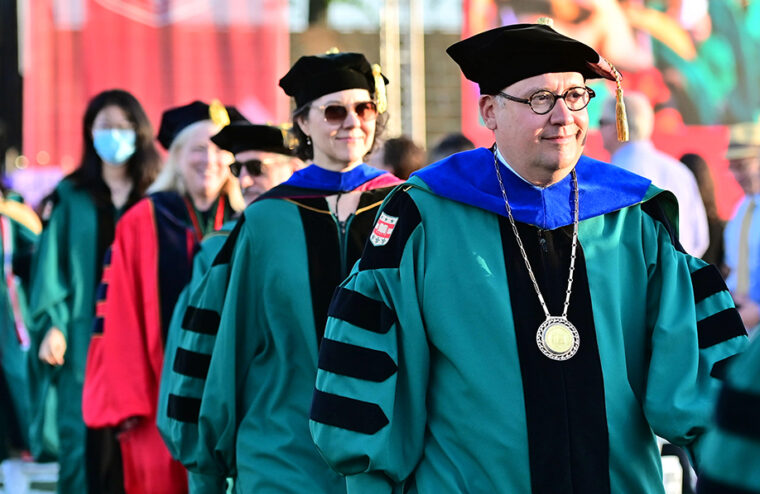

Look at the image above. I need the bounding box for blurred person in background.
[600,91,709,257]
[381,135,426,179]
[680,153,725,267]
[722,124,760,333]
[81,101,245,494]
[157,121,301,493]
[28,89,161,494]
[427,132,475,163]
[164,52,400,492]
[0,184,41,483]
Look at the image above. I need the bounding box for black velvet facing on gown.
[498,217,610,494]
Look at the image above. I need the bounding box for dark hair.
[291,102,388,162]
[68,89,161,207]
[680,153,718,220]
[428,132,476,163]
[383,136,426,180]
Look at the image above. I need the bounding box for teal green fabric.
[158,222,236,494]
[159,190,398,493]
[310,179,747,493]
[197,199,344,493]
[698,335,760,492]
[0,195,39,459]
[28,179,103,492]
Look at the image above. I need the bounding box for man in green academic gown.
[309,22,748,493]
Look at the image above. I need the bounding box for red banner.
[22,0,291,171]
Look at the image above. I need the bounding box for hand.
[38,327,66,366]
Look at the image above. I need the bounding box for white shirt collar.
[495,147,544,190]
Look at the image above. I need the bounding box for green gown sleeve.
[29,194,71,341]
[157,229,232,492]
[638,194,747,469]
[310,189,428,493]
[697,332,760,492]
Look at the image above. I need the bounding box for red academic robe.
[83,192,229,494]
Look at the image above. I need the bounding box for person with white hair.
[82,100,245,494]
[600,91,710,257]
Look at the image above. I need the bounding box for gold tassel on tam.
[208,99,231,128]
[371,63,388,114]
[536,17,554,28]
[610,63,629,142]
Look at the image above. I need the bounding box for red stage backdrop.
[22,0,291,172]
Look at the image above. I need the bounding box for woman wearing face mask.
[80,100,244,494]
[159,52,400,493]
[28,89,161,494]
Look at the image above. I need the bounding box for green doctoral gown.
[309,148,748,494]
[0,194,41,460]
[157,164,400,493]
[158,222,236,494]
[28,178,118,493]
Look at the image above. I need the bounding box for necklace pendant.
[536,316,580,361]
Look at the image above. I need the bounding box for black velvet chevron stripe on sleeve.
[310,389,389,435]
[691,265,729,304]
[167,394,201,424]
[182,306,221,336]
[359,190,421,271]
[327,287,396,334]
[318,338,397,382]
[697,309,746,349]
[715,385,760,441]
[173,347,212,379]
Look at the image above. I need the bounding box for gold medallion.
[536,317,579,361]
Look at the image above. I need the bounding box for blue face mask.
[93,129,137,165]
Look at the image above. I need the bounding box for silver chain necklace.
[492,147,580,361]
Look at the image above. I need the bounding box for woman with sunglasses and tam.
[164,52,400,493]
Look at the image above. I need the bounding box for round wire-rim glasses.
[497,86,596,115]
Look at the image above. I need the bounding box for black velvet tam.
[447,23,616,94]
[210,123,295,156]
[279,52,389,108]
[157,100,248,150]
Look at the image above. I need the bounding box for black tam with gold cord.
[447,22,628,141]
[210,123,295,157]
[157,100,248,150]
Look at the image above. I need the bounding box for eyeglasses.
[229,159,262,178]
[314,101,378,125]
[497,86,595,115]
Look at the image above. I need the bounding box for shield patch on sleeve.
[369,212,398,247]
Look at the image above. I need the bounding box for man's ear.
[479,95,498,130]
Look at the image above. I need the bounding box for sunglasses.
[229,159,262,178]
[314,101,379,125]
